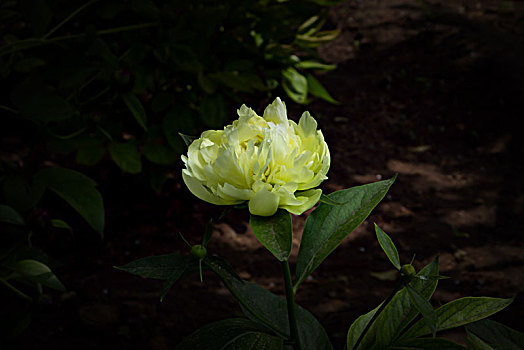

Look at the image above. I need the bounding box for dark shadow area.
[2,0,524,349]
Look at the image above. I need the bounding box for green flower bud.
[401,264,416,276]
[190,245,207,259]
[400,264,416,283]
[181,97,330,216]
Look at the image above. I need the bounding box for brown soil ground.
[5,0,524,349]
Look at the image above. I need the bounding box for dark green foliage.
[375,223,401,270]
[116,253,195,301]
[295,176,396,290]
[175,318,284,350]
[0,166,103,310]
[250,209,292,262]
[1,1,339,334]
[347,258,440,349]
[467,320,524,350]
[346,226,514,350]
[114,179,517,349]
[205,258,333,350]
[34,167,105,235]
[1,0,340,194]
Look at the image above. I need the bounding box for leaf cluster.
[0,0,341,337]
[0,167,104,337]
[1,0,340,191]
[118,176,523,349]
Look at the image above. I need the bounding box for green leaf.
[35,167,104,236]
[466,320,524,350]
[347,258,439,349]
[116,253,191,280]
[400,297,513,340]
[318,194,345,206]
[240,282,332,350]
[296,29,340,48]
[406,285,437,338]
[204,259,332,350]
[116,253,194,301]
[393,337,466,349]
[11,259,65,292]
[175,318,284,350]
[76,143,106,166]
[346,303,383,350]
[122,93,148,131]
[237,281,332,350]
[295,61,336,71]
[203,256,242,283]
[108,142,142,174]
[200,94,227,128]
[0,204,25,225]
[159,262,191,302]
[143,141,176,165]
[179,133,196,147]
[306,74,339,104]
[295,176,396,290]
[467,330,495,350]
[50,219,72,231]
[2,175,45,212]
[249,209,292,261]
[18,93,76,123]
[375,224,401,270]
[282,67,308,104]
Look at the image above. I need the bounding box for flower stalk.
[282,260,302,350]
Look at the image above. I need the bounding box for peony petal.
[280,189,322,215]
[248,187,280,216]
[182,171,240,205]
[181,98,329,215]
[218,183,253,201]
[298,111,318,137]
[298,148,330,190]
[263,97,288,125]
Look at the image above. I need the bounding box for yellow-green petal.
[280,189,322,215]
[181,97,330,215]
[248,187,280,216]
[182,171,239,205]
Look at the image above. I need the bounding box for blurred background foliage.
[0,0,340,337]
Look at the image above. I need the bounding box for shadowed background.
[1,0,523,349]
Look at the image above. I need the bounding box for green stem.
[0,104,19,114]
[0,22,158,57]
[0,278,33,302]
[42,0,100,40]
[282,260,302,350]
[96,23,157,36]
[352,283,402,350]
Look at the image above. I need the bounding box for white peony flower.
[181,97,330,216]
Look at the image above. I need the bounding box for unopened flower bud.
[190,245,207,259]
[400,264,416,283]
